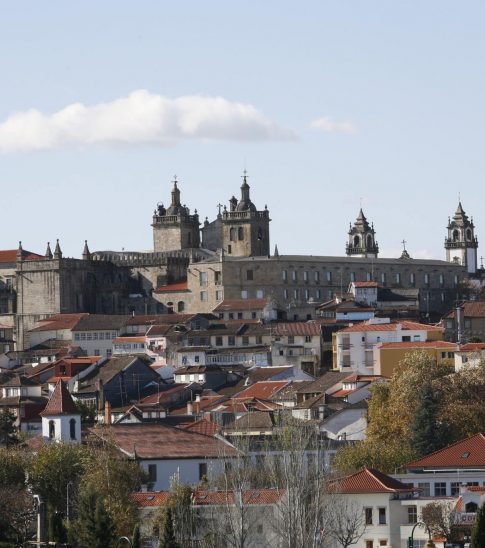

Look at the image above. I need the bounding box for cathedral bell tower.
[346,209,379,258]
[445,201,478,274]
[152,177,200,253]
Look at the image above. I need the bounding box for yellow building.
[374,340,457,377]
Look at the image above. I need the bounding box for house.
[72,355,160,412]
[213,298,279,321]
[27,313,88,348]
[40,379,81,444]
[72,314,130,357]
[374,340,457,376]
[173,364,241,390]
[317,296,376,322]
[270,322,322,374]
[454,342,485,370]
[443,301,485,342]
[0,375,47,434]
[333,318,444,374]
[88,423,239,490]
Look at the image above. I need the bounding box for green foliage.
[410,382,451,458]
[158,507,180,548]
[28,443,86,512]
[69,484,115,548]
[0,448,27,488]
[0,408,17,447]
[132,523,141,548]
[472,503,485,548]
[75,400,96,425]
[48,508,67,543]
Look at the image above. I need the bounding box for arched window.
[238,227,244,241]
[177,301,185,312]
[257,227,263,241]
[167,302,174,313]
[49,420,55,439]
[366,234,373,249]
[466,228,472,241]
[453,229,459,242]
[230,228,237,241]
[70,418,76,440]
[353,235,360,247]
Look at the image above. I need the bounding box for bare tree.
[326,495,367,548]
[421,501,459,545]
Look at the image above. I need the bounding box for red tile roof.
[445,301,485,318]
[89,423,239,459]
[29,313,88,332]
[329,467,416,494]
[339,320,443,333]
[352,281,379,288]
[213,299,270,312]
[182,418,219,436]
[40,379,79,416]
[233,381,290,400]
[343,374,386,382]
[405,433,485,470]
[0,249,43,264]
[272,322,321,336]
[113,336,145,343]
[458,343,485,352]
[131,491,171,507]
[154,280,189,293]
[193,488,285,505]
[378,341,456,350]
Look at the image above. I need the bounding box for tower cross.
[401,239,407,250]
[217,203,223,215]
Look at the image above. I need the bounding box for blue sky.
[1,1,484,262]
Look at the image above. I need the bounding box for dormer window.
[462,451,471,459]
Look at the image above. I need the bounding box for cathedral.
[7,175,481,350]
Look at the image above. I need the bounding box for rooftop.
[329,467,416,494]
[40,379,79,416]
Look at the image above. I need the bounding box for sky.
[1,1,485,262]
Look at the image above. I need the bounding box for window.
[424,273,429,285]
[237,312,243,319]
[74,333,80,341]
[228,244,232,254]
[215,290,223,301]
[292,271,297,282]
[256,335,263,344]
[303,271,309,282]
[439,274,444,287]
[199,463,208,481]
[378,507,386,524]
[326,271,332,282]
[228,336,236,346]
[305,335,311,343]
[304,289,310,300]
[241,290,248,299]
[214,270,221,283]
[314,271,320,282]
[350,272,356,282]
[256,289,264,298]
[316,289,321,299]
[417,482,430,496]
[94,349,100,356]
[178,301,185,311]
[230,227,237,241]
[395,272,401,284]
[242,336,249,346]
[199,271,208,286]
[148,464,157,484]
[451,482,460,495]
[247,270,253,281]
[413,335,421,341]
[434,482,446,496]
[282,270,288,282]
[408,506,417,524]
[293,289,298,299]
[365,540,374,548]
[238,227,244,240]
[410,272,416,286]
[106,349,112,358]
[364,507,373,525]
[288,336,295,344]
[215,336,223,346]
[200,291,208,302]
[251,312,257,319]
[366,272,372,281]
[284,289,289,299]
[49,420,55,439]
[69,418,77,440]
[381,272,386,284]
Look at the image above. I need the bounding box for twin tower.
[152,174,271,258]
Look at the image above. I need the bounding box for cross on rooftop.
[401,239,407,250]
[217,203,223,215]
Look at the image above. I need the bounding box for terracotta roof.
[233,381,289,400]
[146,324,177,336]
[329,467,416,494]
[339,320,443,334]
[73,314,129,331]
[297,372,349,394]
[272,322,321,336]
[378,341,457,350]
[182,418,219,436]
[113,336,145,343]
[0,249,43,264]
[445,301,485,318]
[88,423,239,459]
[194,488,285,505]
[131,491,171,507]
[1,375,39,388]
[352,281,379,288]
[405,433,485,470]
[29,313,88,332]
[154,280,189,293]
[458,343,485,352]
[248,366,294,383]
[40,379,79,416]
[213,299,271,312]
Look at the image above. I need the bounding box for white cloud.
[0,90,295,152]
[309,116,357,135]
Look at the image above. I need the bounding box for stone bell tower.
[346,209,379,258]
[445,201,478,274]
[152,177,201,253]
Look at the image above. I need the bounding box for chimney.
[195,393,201,402]
[456,305,464,344]
[97,379,104,411]
[187,402,193,415]
[104,400,112,424]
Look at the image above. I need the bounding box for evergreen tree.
[93,496,115,548]
[158,508,180,548]
[0,408,17,447]
[132,523,141,548]
[410,382,450,458]
[48,508,66,543]
[471,503,485,548]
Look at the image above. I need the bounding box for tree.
[68,484,115,548]
[421,501,458,545]
[471,503,485,548]
[0,485,36,544]
[48,508,67,543]
[326,496,367,548]
[410,382,451,458]
[158,507,180,548]
[132,524,141,548]
[0,408,17,447]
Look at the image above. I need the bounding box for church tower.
[445,201,478,274]
[40,380,81,444]
[152,178,200,253]
[218,172,271,257]
[346,209,379,258]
